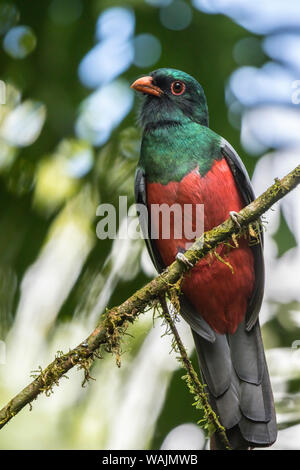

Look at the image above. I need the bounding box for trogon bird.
[131,68,277,450]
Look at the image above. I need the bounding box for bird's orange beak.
[130,76,163,97]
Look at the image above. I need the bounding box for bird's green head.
[131,68,209,130]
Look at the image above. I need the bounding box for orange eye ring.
[171,81,186,95]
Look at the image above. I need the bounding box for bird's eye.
[171,81,185,96]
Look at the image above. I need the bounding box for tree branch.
[159,295,231,449]
[0,164,299,431]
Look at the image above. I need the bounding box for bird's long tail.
[192,320,277,450]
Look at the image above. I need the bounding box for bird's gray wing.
[221,138,265,331]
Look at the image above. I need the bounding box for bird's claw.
[176,252,193,268]
[229,211,243,229]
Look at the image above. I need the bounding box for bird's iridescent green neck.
[139,122,222,185]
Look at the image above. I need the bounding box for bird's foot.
[229,211,243,229]
[176,252,193,268]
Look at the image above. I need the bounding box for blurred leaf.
[34,139,94,213]
[3,25,37,59]
[273,209,297,258]
[0,100,46,147]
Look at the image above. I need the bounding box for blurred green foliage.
[0,0,299,450]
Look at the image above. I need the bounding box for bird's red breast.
[146,158,255,334]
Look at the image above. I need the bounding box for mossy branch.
[159,295,231,449]
[0,164,299,432]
